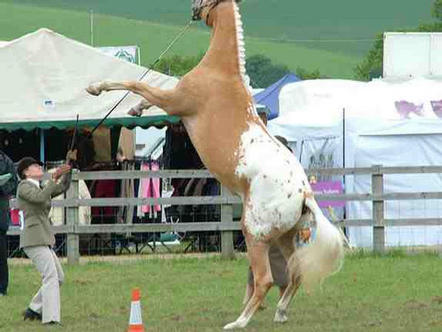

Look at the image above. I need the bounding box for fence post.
[66,170,80,265]
[372,165,385,253]
[220,185,235,259]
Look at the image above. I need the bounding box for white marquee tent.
[0,28,179,131]
[268,78,442,247]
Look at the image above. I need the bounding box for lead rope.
[86,20,194,140]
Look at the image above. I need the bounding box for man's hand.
[116,150,126,162]
[52,164,72,181]
[66,149,77,162]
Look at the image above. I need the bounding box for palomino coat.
[18,176,70,248]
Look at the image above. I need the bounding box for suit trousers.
[23,246,64,323]
[0,231,8,294]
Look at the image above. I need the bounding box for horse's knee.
[255,277,273,295]
[127,81,144,93]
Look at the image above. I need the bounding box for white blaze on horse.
[86,0,344,329]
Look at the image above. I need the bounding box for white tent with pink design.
[268,77,442,248]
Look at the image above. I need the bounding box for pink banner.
[394,100,424,119]
[311,181,345,208]
[431,100,442,118]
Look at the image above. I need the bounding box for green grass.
[1,253,441,331]
[0,0,436,77]
[0,0,434,56]
[0,2,360,78]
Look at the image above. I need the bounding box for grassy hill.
[1,0,433,55]
[0,0,435,78]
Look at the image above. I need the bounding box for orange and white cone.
[128,288,145,332]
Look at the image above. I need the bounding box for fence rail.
[68,165,442,180]
[8,165,442,264]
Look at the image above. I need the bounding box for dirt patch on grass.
[169,315,184,322]
[432,296,442,304]
[404,299,428,309]
[73,278,92,285]
[365,319,382,327]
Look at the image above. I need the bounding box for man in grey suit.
[17,156,72,325]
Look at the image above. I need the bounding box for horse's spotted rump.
[235,122,310,238]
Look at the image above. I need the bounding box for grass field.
[0,0,433,56]
[0,0,435,79]
[1,252,441,331]
[0,2,360,78]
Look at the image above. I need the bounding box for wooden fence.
[8,165,442,265]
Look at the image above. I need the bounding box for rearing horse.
[87,0,344,329]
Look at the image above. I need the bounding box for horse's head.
[192,0,241,23]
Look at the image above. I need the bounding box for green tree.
[353,33,384,81]
[246,54,323,87]
[432,0,442,20]
[155,53,204,77]
[295,67,323,80]
[354,0,442,80]
[245,54,290,88]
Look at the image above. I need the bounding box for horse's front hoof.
[273,309,288,323]
[223,320,247,330]
[86,84,102,96]
[128,108,142,117]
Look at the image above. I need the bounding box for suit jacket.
[18,175,71,248]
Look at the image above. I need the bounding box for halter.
[192,0,241,21]
[192,0,218,21]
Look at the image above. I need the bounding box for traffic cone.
[128,288,145,332]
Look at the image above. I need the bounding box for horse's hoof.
[223,320,247,330]
[86,84,102,96]
[258,303,267,311]
[128,108,142,117]
[273,309,288,323]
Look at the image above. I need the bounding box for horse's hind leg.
[224,236,272,330]
[273,229,302,323]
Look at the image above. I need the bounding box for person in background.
[244,110,294,307]
[17,152,74,325]
[257,107,270,126]
[0,150,18,296]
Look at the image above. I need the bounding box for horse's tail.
[287,194,344,290]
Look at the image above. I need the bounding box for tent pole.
[342,107,347,233]
[343,107,346,169]
[137,46,141,66]
[40,129,45,163]
[90,10,94,46]
[299,140,304,164]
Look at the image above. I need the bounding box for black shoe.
[23,308,42,321]
[43,321,62,326]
